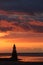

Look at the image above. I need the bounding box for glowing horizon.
[0,37,43,53]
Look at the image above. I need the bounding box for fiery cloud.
[0,11,43,33]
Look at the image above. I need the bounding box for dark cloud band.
[0,0,43,12]
[0,27,13,32]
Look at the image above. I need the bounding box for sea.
[0,55,43,62]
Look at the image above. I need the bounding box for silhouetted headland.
[0,44,18,61]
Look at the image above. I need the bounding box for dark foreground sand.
[0,61,43,65]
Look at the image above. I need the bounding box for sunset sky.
[0,0,43,53]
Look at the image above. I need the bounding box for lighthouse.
[11,44,18,61]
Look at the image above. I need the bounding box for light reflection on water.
[0,56,11,58]
[0,56,43,62]
[18,56,43,62]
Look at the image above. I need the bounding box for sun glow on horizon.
[0,38,43,53]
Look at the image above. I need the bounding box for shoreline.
[0,53,43,56]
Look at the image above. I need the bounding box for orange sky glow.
[0,35,43,53]
[0,10,43,53]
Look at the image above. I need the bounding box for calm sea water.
[0,55,43,62]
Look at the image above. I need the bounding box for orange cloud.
[29,20,43,26]
[0,32,9,37]
[0,10,43,33]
